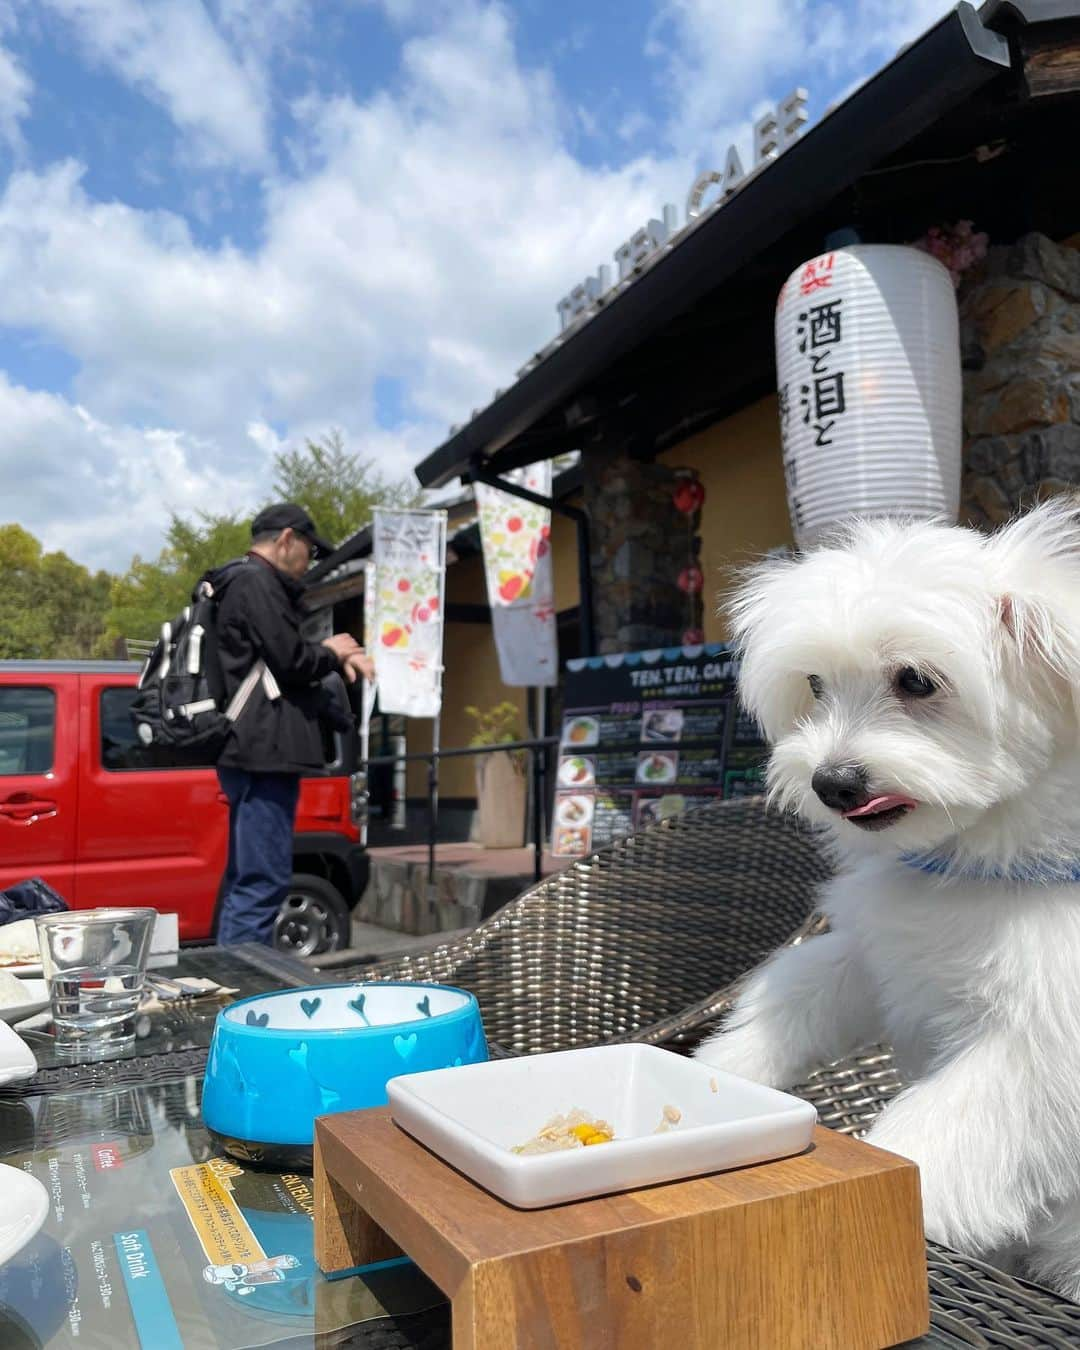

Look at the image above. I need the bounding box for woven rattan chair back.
[343,796,832,1056]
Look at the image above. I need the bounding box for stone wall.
[581,445,703,653]
[961,233,1080,526]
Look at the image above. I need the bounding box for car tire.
[274,873,351,957]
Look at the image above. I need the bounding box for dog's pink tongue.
[843,794,918,819]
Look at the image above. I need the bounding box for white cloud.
[41,0,270,169]
[650,0,953,160]
[0,0,964,575]
[0,3,30,153]
[0,372,255,569]
[0,42,30,150]
[0,4,689,569]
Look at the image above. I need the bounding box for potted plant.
[465,702,527,849]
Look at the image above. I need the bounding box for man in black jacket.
[214,503,373,946]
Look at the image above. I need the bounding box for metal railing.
[362,735,560,886]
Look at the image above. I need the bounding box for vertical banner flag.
[358,560,378,845]
[372,509,447,718]
[362,559,377,651]
[361,558,378,741]
[475,462,558,687]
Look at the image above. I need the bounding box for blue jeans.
[217,768,300,946]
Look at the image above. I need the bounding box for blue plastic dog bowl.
[202,982,488,1167]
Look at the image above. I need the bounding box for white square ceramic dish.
[386,1043,817,1209]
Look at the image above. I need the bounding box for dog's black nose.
[811,764,870,812]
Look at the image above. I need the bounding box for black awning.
[414,2,1016,489]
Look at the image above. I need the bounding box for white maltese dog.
[695,498,1080,1297]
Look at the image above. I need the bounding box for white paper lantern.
[774,245,962,549]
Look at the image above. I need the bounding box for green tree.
[272,428,420,549]
[0,523,112,659]
[105,430,418,643]
[106,513,250,645]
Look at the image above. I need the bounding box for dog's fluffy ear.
[990,498,1080,706]
[725,553,809,740]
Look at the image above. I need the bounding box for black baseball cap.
[251,503,333,559]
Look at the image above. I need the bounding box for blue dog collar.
[901,853,1080,884]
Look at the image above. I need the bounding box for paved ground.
[309,843,572,970]
[364,841,567,877]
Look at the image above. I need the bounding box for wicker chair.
[322,796,832,1056]
[320,797,1080,1347]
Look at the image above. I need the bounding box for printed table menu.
[0,1079,442,1349]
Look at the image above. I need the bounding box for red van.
[0,661,368,955]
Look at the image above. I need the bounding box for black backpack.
[129,559,274,761]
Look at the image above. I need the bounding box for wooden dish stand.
[315,1108,929,1349]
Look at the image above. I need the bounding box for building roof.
[412,0,1080,491]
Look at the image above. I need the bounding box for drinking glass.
[35,909,156,1045]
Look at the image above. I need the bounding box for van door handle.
[0,793,58,823]
[216,792,229,806]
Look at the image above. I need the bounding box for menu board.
[551,643,767,857]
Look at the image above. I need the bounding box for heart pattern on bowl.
[416,995,431,1018]
[300,998,321,1019]
[348,994,368,1021]
[393,1033,418,1060]
[246,1011,270,1028]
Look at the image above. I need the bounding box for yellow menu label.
[169,1163,266,1265]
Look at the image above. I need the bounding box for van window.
[100,688,214,771]
[0,687,56,775]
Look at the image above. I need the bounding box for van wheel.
[274,874,350,957]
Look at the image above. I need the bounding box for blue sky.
[0,0,952,571]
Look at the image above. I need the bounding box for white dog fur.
[694,497,1080,1297]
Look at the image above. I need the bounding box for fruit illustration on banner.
[498,571,531,603]
[381,622,409,649]
[410,595,440,625]
[475,463,558,687]
[372,507,447,719]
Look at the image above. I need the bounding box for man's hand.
[345,650,375,684]
[322,633,362,666]
[321,634,375,684]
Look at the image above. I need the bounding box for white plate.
[557,756,595,788]
[0,980,48,1024]
[641,709,684,742]
[0,1021,37,1085]
[636,751,677,785]
[0,1164,48,1266]
[387,1044,816,1209]
[561,716,599,749]
[555,795,593,828]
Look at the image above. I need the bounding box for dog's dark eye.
[807,674,823,699]
[896,668,936,698]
